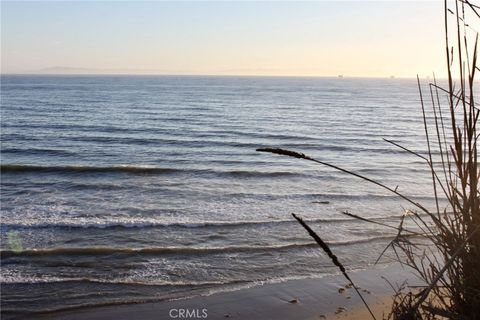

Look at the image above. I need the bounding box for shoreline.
[37,263,420,320]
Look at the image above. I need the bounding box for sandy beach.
[35,263,419,320]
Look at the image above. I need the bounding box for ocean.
[0,75,436,317]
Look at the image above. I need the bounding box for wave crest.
[1,236,396,259]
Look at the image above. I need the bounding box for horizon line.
[1,73,442,80]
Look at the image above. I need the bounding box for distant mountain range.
[37,66,172,75]
[39,66,105,74]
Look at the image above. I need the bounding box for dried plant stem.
[257,2,478,318]
[292,213,377,320]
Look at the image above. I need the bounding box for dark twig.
[292,213,377,320]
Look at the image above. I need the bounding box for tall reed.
[257,1,479,318]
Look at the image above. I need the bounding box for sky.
[1,1,447,77]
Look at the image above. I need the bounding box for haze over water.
[1,75,437,316]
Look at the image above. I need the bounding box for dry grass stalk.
[292,213,377,320]
[257,1,479,318]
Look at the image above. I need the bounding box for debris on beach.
[335,307,346,314]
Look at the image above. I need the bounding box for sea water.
[1,75,437,315]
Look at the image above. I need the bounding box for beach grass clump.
[257,0,479,318]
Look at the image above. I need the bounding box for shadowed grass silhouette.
[292,213,377,320]
[257,1,479,318]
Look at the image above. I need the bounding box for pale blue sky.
[1,1,446,77]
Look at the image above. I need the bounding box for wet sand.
[40,263,420,320]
